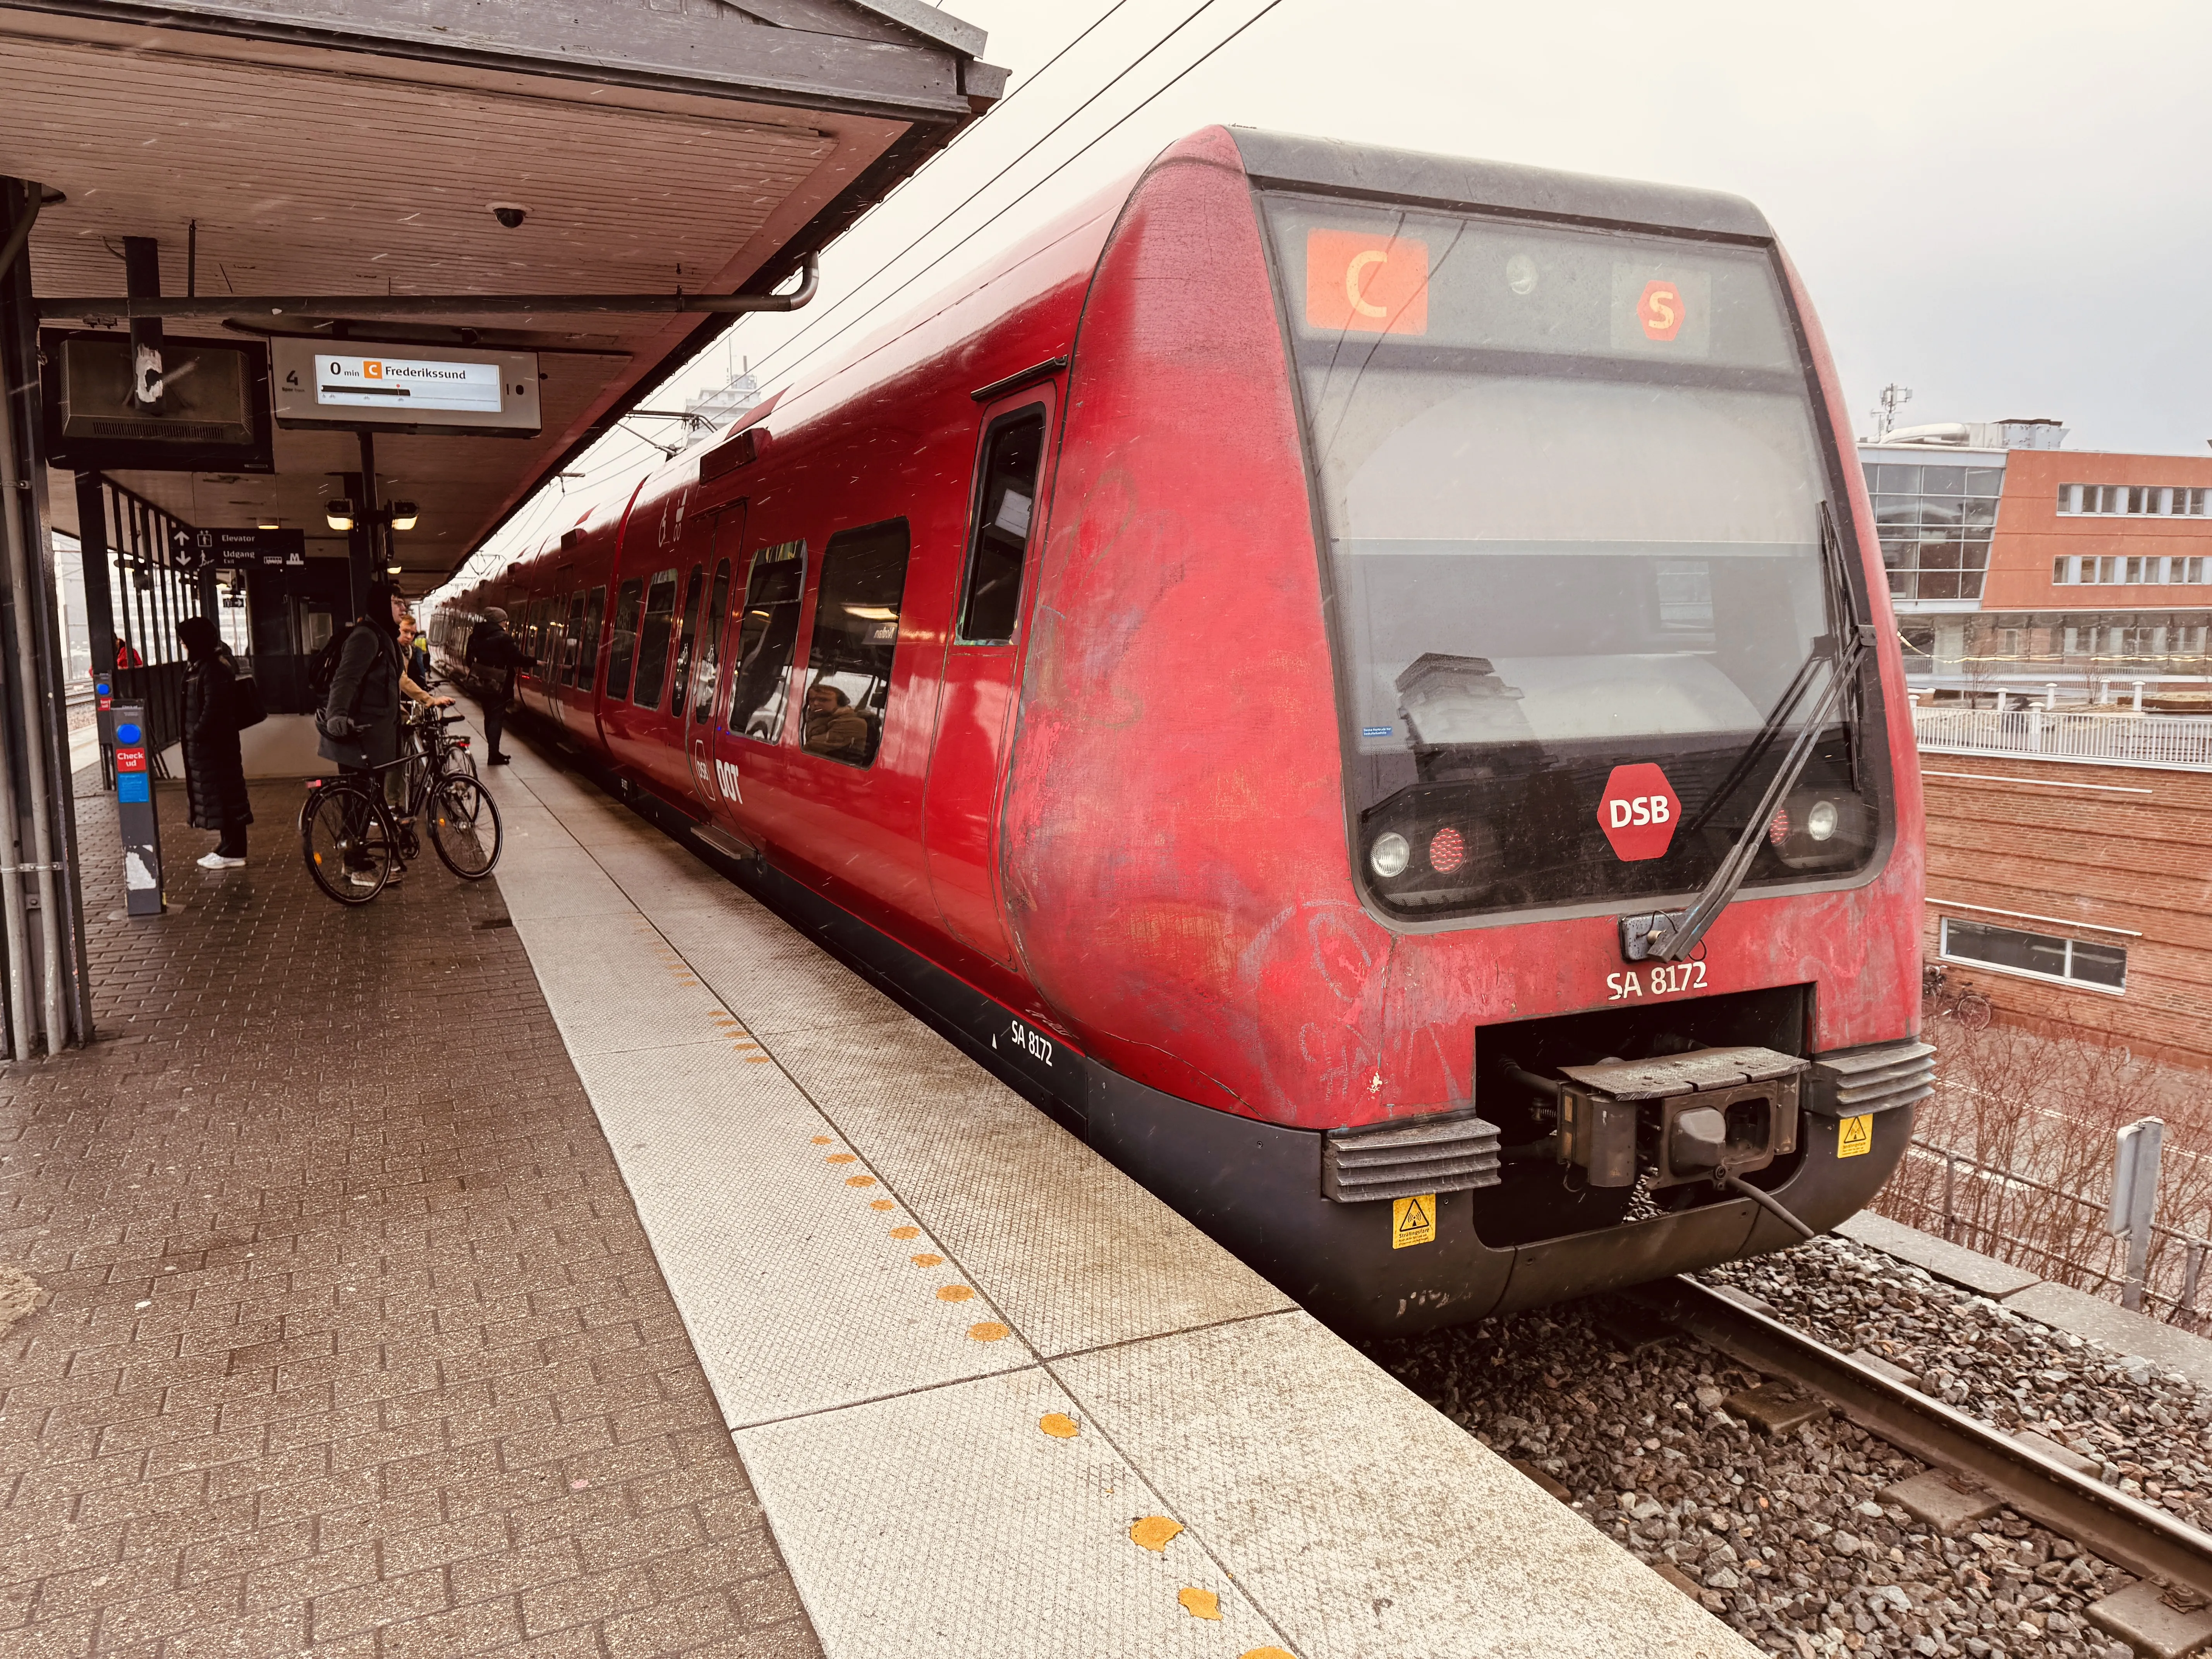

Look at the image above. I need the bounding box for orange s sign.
[1637,280,1685,342]
[1306,229,1429,335]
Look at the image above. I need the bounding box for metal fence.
[1914,705,2212,771]
[1876,1136,2212,1327]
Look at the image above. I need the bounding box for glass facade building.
[1867,460,2002,603]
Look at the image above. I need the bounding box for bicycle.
[404,702,478,785]
[1922,962,1993,1031]
[298,745,501,905]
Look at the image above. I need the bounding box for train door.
[542,565,574,728]
[922,390,1056,965]
[687,507,744,813]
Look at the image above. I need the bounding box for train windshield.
[1260,193,1881,921]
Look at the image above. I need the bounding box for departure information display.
[270,338,542,435]
[316,354,504,412]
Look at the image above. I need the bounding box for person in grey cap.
[464,606,532,765]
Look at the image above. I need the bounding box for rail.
[1632,1276,2212,1600]
[1915,705,2212,771]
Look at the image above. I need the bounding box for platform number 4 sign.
[1392,1193,1437,1249]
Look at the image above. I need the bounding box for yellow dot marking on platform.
[1391,1193,1437,1249]
[743,1055,773,1063]
[1129,1516,1183,1552]
[1241,1650,1297,1659]
[968,1322,1009,1342]
[1178,1588,1221,1622]
[1039,1413,1080,1439]
[870,1199,896,1212]
[845,1175,877,1188]
[889,1226,920,1240]
[811,1136,833,1145]
[825,1153,857,1165]
[936,1284,972,1302]
[1838,1113,1873,1158]
[911,1253,943,1267]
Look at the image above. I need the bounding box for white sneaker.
[196,852,246,870]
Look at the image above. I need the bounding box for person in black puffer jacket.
[319,582,409,888]
[179,616,251,869]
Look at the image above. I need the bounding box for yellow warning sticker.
[1837,1114,1874,1158]
[1392,1193,1437,1249]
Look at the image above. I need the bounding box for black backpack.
[307,620,360,711]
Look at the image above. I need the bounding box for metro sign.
[1597,763,1681,862]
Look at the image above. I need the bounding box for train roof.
[1229,127,1774,244]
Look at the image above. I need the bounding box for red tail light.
[1428,825,1466,875]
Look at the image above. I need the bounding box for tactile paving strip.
[569,1038,1033,1426]
[1056,1313,1752,1659]
[738,1365,1289,1659]
[764,1015,1294,1357]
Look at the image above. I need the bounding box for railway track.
[1632,1274,2212,1604]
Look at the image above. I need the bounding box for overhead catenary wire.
[737,0,1231,390]
[749,0,1291,395]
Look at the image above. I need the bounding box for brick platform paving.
[0,771,821,1659]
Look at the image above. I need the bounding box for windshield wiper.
[1621,502,1872,963]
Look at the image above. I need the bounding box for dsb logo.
[1608,795,1671,829]
[1597,763,1681,862]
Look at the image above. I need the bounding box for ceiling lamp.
[325,498,355,531]
[389,500,419,531]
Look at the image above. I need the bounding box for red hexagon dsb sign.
[1597,763,1681,861]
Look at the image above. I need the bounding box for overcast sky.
[457,0,2212,583]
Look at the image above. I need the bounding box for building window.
[1940,916,2126,992]
[2124,556,2164,584]
[2057,482,2210,517]
[1868,462,2001,601]
[2182,557,2208,584]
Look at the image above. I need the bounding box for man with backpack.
[464,607,531,766]
[316,583,408,886]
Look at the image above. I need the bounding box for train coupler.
[1511,1045,1805,1192]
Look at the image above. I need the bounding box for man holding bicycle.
[318,582,409,888]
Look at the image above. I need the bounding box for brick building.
[1863,424,2212,703]
[1917,715,2212,1066]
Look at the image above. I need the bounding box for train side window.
[692,559,732,725]
[629,570,680,707]
[728,539,806,744]
[803,519,908,769]
[561,591,586,686]
[605,579,644,702]
[667,563,707,718]
[958,409,1045,644]
[578,586,605,693]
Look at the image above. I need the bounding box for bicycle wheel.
[441,742,479,783]
[1956,993,1993,1032]
[427,774,501,879]
[299,782,396,904]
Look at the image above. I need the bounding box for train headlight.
[1369,832,1411,879]
[1806,799,1840,842]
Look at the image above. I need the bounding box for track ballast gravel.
[1362,1231,2212,1658]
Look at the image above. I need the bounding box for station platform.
[0,725,1758,1659]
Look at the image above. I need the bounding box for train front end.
[1005,129,1927,1335]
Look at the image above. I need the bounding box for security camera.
[489,203,528,230]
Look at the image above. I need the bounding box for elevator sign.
[1597,763,1681,862]
[270,338,542,436]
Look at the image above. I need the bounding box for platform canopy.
[1,0,1003,591]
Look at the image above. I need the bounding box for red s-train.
[436,127,1929,1335]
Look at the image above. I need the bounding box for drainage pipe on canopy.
[0,180,62,1053]
[31,252,823,320]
